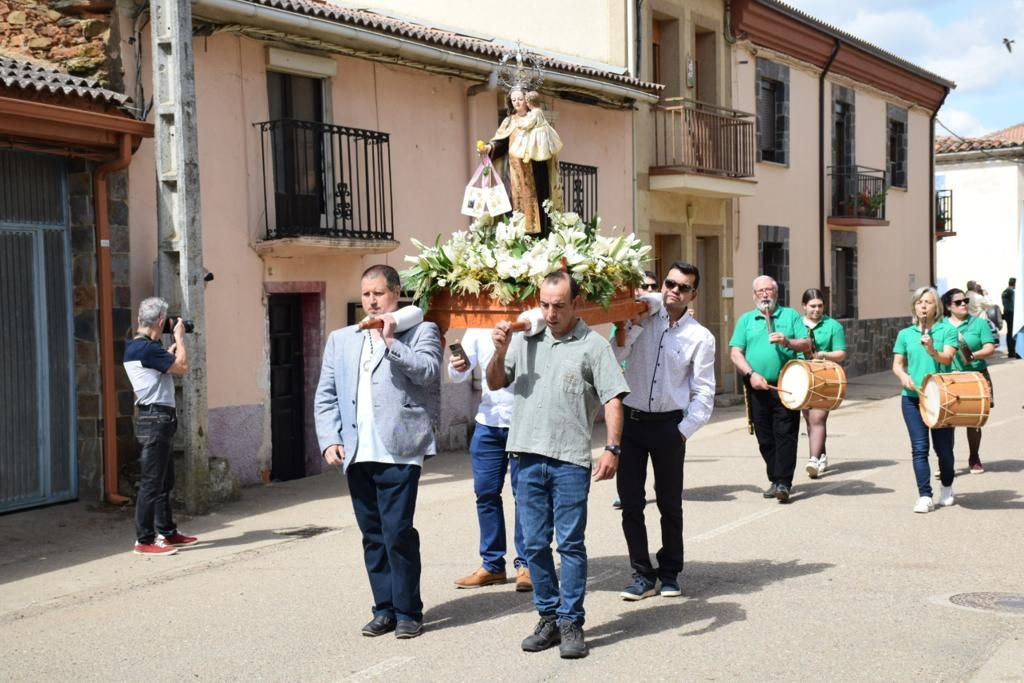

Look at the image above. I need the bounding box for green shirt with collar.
[892,321,956,396]
[802,315,847,355]
[946,315,995,372]
[503,318,630,469]
[729,306,809,383]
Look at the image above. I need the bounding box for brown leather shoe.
[515,566,533,592]
[454,567,507,589]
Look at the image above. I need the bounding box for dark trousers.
[1007,311,1017,357]
[134,408,178,543]
[748,387,800,487]
[901,395,955,496]
[347,462,423,623]
[616,417,685,582]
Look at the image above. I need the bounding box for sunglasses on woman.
[640,283,658,291]
[950,298,969,306]
[663,278,694,293]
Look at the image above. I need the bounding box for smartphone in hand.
[449,342,469,366]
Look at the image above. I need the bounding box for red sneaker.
[158,532,199,546]
[133,541,179,556]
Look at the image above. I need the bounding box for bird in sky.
[1003,38,1015,53]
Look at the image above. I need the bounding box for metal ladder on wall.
[150,0,210,513]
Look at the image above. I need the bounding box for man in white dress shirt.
[449,330,531,591]
[613,261,716,600]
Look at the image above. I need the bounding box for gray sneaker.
[558,621,588,659]
[522,617,560,652]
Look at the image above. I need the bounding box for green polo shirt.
[503,318,629,469]
[947,315,995,372]
[802,315,847,356]
[892,321,955,396]
[729,306,809,383]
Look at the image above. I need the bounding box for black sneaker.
[558,621,588,659]
[361,615,396,637]
[620,574,657,601]
[775,484,791,504]
[762,483,779,498]
[395,620,423,639]
[522,617,561,652]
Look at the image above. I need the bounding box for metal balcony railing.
[256,119,394,240]
[829,165,887,220]
[935,189,953,232]
[559,161,598,222]
[652,98,755,178]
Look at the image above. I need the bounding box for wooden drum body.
[778,359,847,411]
[919,371,991,428]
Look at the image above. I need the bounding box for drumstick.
[765,384,792,394]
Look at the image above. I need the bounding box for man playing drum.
[729,276,811,503]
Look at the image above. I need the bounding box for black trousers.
[1007,310,1017,357]
[748,387,800,487]
[616,416,685,582]
[134,407,178,543]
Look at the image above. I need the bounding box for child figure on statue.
[511,91,563,164]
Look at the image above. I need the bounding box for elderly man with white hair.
[729,276,811,503]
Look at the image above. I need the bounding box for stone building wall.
[840,315,910,377]
[69,161,135,499]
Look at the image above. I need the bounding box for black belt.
[138,404,176,416]
[626,407,683,422]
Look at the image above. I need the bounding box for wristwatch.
[604,445,621,457]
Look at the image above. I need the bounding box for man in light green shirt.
[729,275,811,503]
[487,271,628,659]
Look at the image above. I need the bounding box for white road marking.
[688,466,889,544]
[343,656,415,681]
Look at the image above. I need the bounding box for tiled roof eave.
[194,0,662,100]
[0,54,131,108]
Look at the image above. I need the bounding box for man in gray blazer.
[315,264,441,640]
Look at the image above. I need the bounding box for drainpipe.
[95,133,133,505]
[929,87,951,287]
[818,38,840,294]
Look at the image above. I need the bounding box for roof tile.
[0,53,129,106]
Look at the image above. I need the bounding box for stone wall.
[69,160,135,500]
[0,0,117,85]
[840,315,911,377]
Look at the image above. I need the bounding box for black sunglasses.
[950,298,969,306]
[664,278,694,293]
[640,283,659,291]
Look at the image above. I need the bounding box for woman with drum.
[892,287,958,513]
[941,288,996,474]
[799,289,847,478]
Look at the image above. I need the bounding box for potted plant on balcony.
[857,190,886,217]
[402,202,651,332]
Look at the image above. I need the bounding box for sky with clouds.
[784,0,1024,137]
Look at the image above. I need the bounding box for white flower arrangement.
[402,202,651,309]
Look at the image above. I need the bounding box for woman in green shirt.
[892,287,957,514]
[799,288,847,479]
[941,288,996,474]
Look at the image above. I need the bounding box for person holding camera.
[123,297,196,556]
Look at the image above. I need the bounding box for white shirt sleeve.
[678,330,717,439]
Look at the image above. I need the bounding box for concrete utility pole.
[150,0,210,514]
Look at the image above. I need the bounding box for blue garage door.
[0,150,77,512]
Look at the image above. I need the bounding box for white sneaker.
[913,496,935,514]
[938,485,955,507]
[805,457,820,478]
[817,455,828,477]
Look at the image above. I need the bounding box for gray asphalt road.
[2,362,1023,682]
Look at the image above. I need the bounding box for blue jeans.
[470,424,526,572]
[901,395,955,497]
[516,453,591,626]
[347,462,423,623]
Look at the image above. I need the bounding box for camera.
[162,315,195,334]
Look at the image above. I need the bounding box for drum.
[777,359,847,411]
[919,371,991,428]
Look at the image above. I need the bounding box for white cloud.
[936,107,988,138]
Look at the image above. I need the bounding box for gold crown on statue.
[497,42,545,92]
